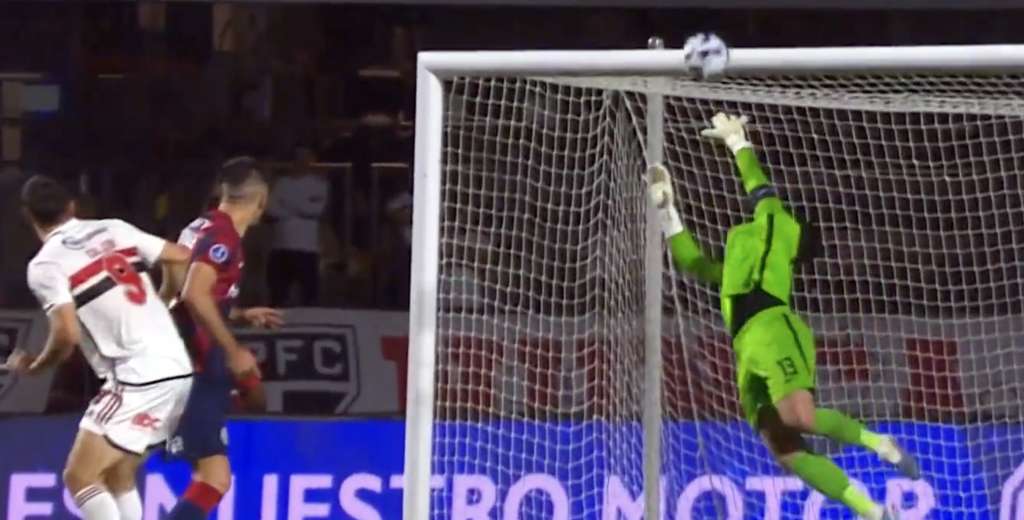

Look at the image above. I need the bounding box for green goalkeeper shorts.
[733,306,816,427]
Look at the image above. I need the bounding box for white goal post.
[406,43,1024,520]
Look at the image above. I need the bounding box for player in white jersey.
[4,175,194,520]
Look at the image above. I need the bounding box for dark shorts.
[165,371,232,462]
[166,326,235,462]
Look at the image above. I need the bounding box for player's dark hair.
[219,156,266,187]
[795,215,823,264]
[20,175,72,227]
[218,156,267,203]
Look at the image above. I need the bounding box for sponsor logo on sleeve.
[61,227,107,250]
[209,244,230,264]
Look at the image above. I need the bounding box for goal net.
[409,50,1024,519]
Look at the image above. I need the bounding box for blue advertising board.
[0,415,1020,519]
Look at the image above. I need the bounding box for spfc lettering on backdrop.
[236,324,359,414]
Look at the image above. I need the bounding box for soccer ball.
[683,32,728,79]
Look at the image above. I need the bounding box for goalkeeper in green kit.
[650,113,921,520]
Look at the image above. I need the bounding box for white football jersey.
[26,218,192,384]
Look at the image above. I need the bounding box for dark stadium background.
[1,2,1023,518]
[0,1,1019,415]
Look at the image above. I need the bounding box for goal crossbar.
[418,44,1024,78]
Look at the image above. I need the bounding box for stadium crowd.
[2,4,1022,313]
[0,4,422,312]
[3,4,1024,418]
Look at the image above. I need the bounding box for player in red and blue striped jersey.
[163,157,282,519]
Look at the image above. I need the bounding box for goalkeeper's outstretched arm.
[647,164,723,285]
[701,112,785,217]
[667,228,723,285]
[702,111,822,266]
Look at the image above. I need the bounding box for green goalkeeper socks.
[790,452,882,519]
[841,487,884,520]
[813,409,884,450]
[791,410,889,519]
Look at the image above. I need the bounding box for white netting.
[433,77,650,519]
[428,73,1024,519]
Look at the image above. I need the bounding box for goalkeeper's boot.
[876,436,921,480]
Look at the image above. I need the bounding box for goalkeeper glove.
[700,112,752,154]
[646,163,684,238]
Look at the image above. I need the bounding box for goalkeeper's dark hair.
[794,213,823,264]
[218,156,267,203]
[21,175,72,227]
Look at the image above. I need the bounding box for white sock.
[875,436,903,465]
[74,485,120,519]
[860,504,884,520]
[114,488,143,520]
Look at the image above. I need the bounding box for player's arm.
[156,242,191,305]
[179,262,257,376]
[701,112,785,217]
[667,230,723,284]
[735,150,823,262]
[701,112,821,261]
[26,303,80,373]
[228,306,284,329]
[159,261,187,306]
[647,164,723,285]
[156,240,191,264]
[115,220,191,305]
[11,262,81,375]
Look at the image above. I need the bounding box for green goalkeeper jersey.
[667,147,805,335]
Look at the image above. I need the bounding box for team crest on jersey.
[209,244,230,264]
[235,324,360,415]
